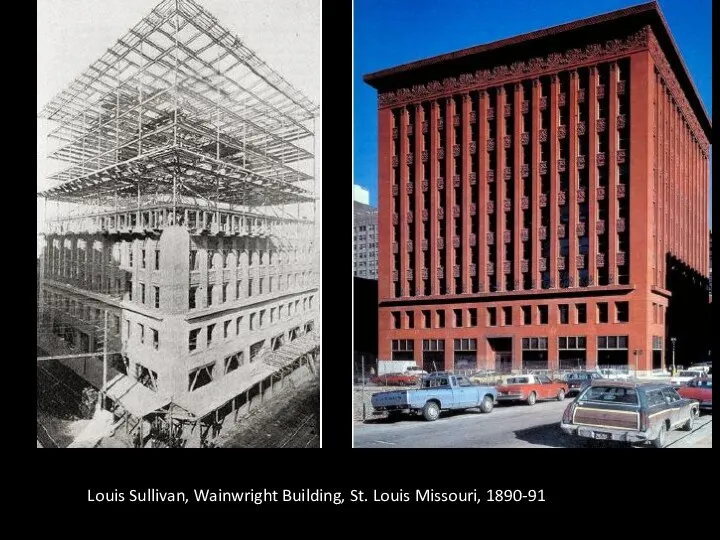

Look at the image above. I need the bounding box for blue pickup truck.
[370,373,498,421]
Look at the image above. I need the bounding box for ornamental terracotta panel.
[406,182,413,194]
[597,186,606,200]
[617,114,627,130]
[577,188,586,203]
[437,177,445,189]
[392,155,399,167]
[407,240,414,252]
[597,118,606,133]
[487,138,495,151]
[521,132,529,145]
[596,152,606,166]
[521,164,529,177]
[453,175,461,188]
[539,128,548,142]
[558,125,567,139]
[469,172,477,184]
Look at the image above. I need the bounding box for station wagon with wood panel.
[560,381,700,448]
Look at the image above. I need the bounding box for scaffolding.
[37,0,320,446]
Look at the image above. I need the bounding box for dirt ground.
[216,378,320,448]
[354,384,399,423]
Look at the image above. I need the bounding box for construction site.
[36,0,321,448]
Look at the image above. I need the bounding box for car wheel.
[480,396,494,414]
[652,423,667,448]
[422,401,440,422]
[556,389,566,401]
[527,392,537,406]
[682,408,697,431]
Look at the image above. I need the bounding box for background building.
[354,198,379,279]
[354,184,370,205]
[37,0,320,446]
[364,2,710,374]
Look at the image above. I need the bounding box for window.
[559,304,569,324]
[437,310,445,328]
[137,323,145,344]
[188,364,214,392]
[189,329,200,352]
[140,283,146,304]
[502,306,512,325]
[127,320,131,339]
[406,311,414,329]
[236,280,242,299]
[224,320,231,338]
[250,313,256,331]
[155,250,160,270]
[248,279,253,297]
[141,249,146,269]
[454,339,477,351]
[391,312,400,329]
[250,340,265,362]
[487,307,497,326]
[154,286,160,309]
[454,309,463,328]
[616,301,629,323]
[236,316,243,335]
[522,337,549,350]
[538,305,549,324]
[597,335,629,349]
[259,278,264,295]
[224,352,244,374]
[522,306,531,325]
[597,302,609,323]
[152,329,159,350]
[468,308,478,327]
[260,310,266,328]
[271,307,276,323]
[207,324,215,346]
[422,310,431,328]
[576,303,587,324]
[207,285,214,306]
[422,339,444,351]
[189,250,197,270]
[558,336,586,349]
[189,286,197,309]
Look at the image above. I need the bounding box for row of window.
[188,321,315,392]
[189,246,313,271]
[391,301,630,329]
[189,276,314,310]
[391,335,631,352]
[127,321,160,350]
[42,291,122,332]
[188,296,315,352]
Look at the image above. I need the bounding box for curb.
[668,418,712,448]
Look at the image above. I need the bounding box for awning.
[105,374,170,417]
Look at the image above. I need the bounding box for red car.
[496,374,568,405]
[370,373,419,386]
[677,377,712,411]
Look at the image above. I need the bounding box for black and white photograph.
[37,0,321,448]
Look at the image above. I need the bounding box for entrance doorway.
[488,337,513,373]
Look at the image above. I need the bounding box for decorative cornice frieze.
[647,32,710,154]
[378,27,650,108]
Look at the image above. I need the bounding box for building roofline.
[363,1,710,136]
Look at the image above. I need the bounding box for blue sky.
[354,0,712,227]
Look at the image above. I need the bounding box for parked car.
[405,366,429,378]
[677,377,712,411]
[670,370,705,386]
[598,368,631,380]
[370,373,497,421]
[495,374,568,405]
[468,370,497,385]
[560,380,700,447]
[565,371,604,396]
[370,373,419,386]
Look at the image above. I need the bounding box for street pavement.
[353,400,712,448]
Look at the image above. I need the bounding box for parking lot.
[353,387,712,448]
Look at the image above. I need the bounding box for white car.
[670,370,704,386]
[598,368,631,380]
[405,367,429,377]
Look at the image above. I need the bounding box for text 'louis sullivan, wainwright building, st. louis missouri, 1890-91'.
[364,2,710,376]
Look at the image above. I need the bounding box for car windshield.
[679,372,696,377]
[578,386,639,405]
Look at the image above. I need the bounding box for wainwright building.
[364,2,710,375]
[37,0,320,446]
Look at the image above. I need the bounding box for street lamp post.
[671,337,677,376]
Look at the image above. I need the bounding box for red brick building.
[363,2,711,375]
